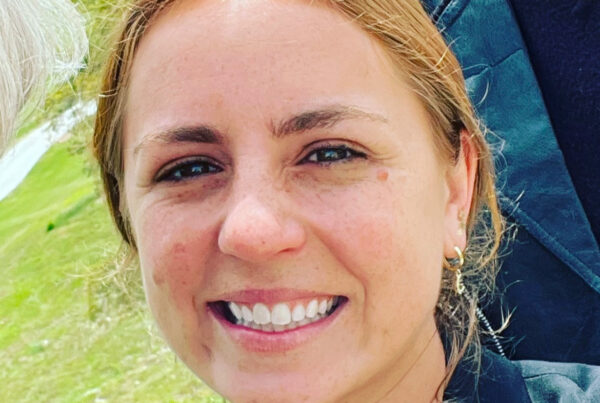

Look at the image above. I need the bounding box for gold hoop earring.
[443,246,466,295]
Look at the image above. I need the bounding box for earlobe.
[443,129,478,257]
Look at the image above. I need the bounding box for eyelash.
[155,144,366,183]
[155,157,222,182]
[300,144,367,165]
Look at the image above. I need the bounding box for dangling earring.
[444,246,466,295]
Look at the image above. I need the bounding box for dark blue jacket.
[421,0,600,365]
[446,349,600,402]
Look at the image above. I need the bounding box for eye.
[301,144,367,165]
[155,157,223,182]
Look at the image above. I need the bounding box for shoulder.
[446,349,532,402]
[514,359,600,403]
[446,349,600,402]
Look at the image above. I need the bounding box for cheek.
[131,199,226,382]
[134,203,219,372]
[306,171,446,311]
[313,172,444,267]
[136,203,213,314]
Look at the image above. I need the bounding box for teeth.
[253,303,271,325]
[271,303,291,325]
[298,318,310,326]
[241,305,253,322]
[318,300,328,315]
[229,302,242,321]
[306,299,318,318]
[292,304,306,322]
[225,296,340,332]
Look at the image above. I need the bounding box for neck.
[379,327,446,403]
[340,320,447,403]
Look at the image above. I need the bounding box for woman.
[0,0,87,152]
[93,0,599,401]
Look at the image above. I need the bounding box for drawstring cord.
[475,305,506,357]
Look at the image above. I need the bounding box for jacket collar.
[445,348,532,402]
[422,0,600,292]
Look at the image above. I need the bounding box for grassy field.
[0,1,224,401]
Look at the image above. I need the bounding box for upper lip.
[209,288,340,305]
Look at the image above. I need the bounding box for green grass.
[0,0,226,401]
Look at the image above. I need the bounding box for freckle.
[152,269,166,285]
[173,242,186,254]
[376,169,389,181]
[201,344,213,361]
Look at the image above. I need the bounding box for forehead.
[124,0,411,145]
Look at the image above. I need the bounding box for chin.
[209,372,343,403]
[177,335,354,403]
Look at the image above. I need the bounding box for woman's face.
[122,0,471,401]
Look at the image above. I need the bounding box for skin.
[121,1,476,402]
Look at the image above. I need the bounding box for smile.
[210,296,345,333]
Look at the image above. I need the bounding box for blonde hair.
[0,0,88,152]
[93,0,504,388]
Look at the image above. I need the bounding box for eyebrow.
[133,105,387,155]
[272,105,388,138]
[133,125,224,156]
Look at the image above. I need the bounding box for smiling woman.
[93,1,599,402]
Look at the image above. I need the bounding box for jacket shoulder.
[515,360,600,402]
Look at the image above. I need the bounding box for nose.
[218,195,306,262]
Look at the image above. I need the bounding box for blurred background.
[0,1,225,401]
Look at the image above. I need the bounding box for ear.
[443,130,478,258]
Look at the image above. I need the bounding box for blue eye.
[156,158,222,182]
[302,145,366,164]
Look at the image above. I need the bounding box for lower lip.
[209,302,345,353]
